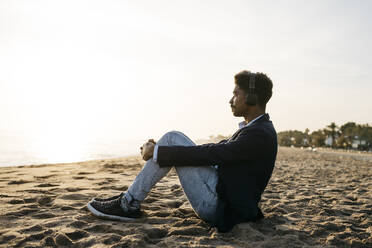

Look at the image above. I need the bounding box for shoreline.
[0,153,140,169]
[2,146,372,169]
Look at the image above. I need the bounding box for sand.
[0,147,371,247]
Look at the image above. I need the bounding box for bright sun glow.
[30,135,88,164]
[27,122,91,164]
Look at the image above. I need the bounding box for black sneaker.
[92,192,124,202]
[87,196,142,221]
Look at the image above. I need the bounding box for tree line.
[277,122,372,151]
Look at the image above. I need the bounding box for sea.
[0,131,144,167]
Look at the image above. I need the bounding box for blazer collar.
[229,113,270,140]
[253,113,270,124]
[241,113,270,127]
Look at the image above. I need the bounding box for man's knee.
[166,130,187,138]
[158,130,194,146]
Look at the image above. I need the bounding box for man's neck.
[243,109,265,124]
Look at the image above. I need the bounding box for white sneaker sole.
[86,201,139,221]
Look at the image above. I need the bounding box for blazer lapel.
[228,128,244,141]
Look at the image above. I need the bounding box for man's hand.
[140,139,156,161]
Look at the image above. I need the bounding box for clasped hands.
[140,139,156,161]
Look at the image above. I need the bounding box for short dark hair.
[234,70,273,106]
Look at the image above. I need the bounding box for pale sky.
[1,0,371,145]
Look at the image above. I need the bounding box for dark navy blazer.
[157,113,278,232]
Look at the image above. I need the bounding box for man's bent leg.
[126,131,218,223]
[175,165,218,223]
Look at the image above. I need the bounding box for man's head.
[229,70,273,117]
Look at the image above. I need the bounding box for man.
[87,70,277,232]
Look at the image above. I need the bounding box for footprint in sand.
[83,224,114,233]
[37,196,54,205]
[171,218,200,227]
[102,234,123,245]
[171,184,181,190]
[96,181,108,186]
[60,206,77,211]
[171,208,196,218]
[171,189,184,197]
[8,199,24,204]
[65,230,89,241]
[24,198,37,203]
[7,179,30,185]
[143,227,168,239]
[20,224,44,233]
[72,176,86,180]
[41,236,56,247]
[14,232,46,247]
[0,233,17,244]
[102,163,125,168]
[165,200,183,208]
[54,233,73,246]
[36,183,59,187]
[151,211,172,218]
[59,193,89,201]
[65,187,88,192]
[174,207,195,216]
[31,212,56,219]
[44,220,65,228]
[77,172,93,175]
[75,214,98,223]
[68,220,89,228]
[144,197,157,204]
[95,178,119,186]
[34,174,57,179]
[0,194,13,198]
[24,203,39,209]
[84,224,128,236]
[98,185,128,191]
[167,226,209,236]
[1,170,17,174]
[6,208,38,217]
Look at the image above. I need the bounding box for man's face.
[229,85,249,117]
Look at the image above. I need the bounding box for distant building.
[325,135,339,147]
[352,136,366,149]
[325,136,333,146]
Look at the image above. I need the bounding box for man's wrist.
[153,144,159,162]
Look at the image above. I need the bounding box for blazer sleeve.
[157,128,268,167]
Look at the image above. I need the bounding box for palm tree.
[339,122,356,148]
[311,130,326,147]
[304,128,310,146]
[324,122,339,148]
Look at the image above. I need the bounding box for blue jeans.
[126,131,218,223]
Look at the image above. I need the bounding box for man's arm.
[147,139,228,162]
[217,138,229,144]
[157,128,272,167]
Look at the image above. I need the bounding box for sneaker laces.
[101,198,121,210]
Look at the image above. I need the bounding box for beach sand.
[0,147,371,247]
